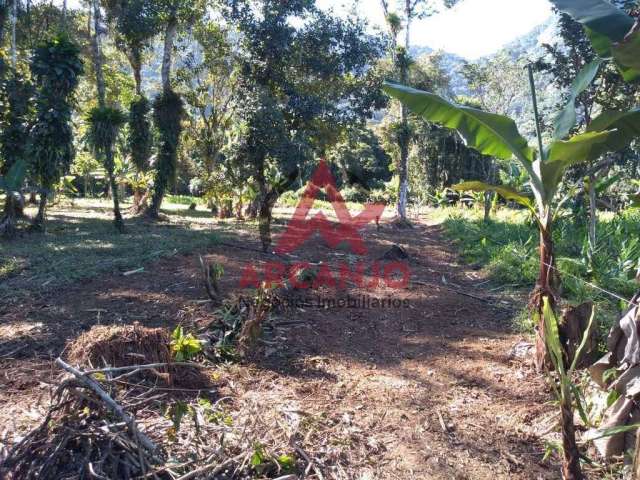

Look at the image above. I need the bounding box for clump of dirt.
[68,324,172,369]
[67,324,212,390]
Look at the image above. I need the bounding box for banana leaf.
[0,159,27,193]
[382,82,535,165]
[587,108,640,158]
[541,131,613,200]
[453,180,534,210]
[553,58,604,140]
[548,0,640,82]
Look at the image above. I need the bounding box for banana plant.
[382,80,640,371]
[548,0,640,83]
[0,158,27,238]
[542,296,595,480]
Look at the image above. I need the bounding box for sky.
[317,0,553,60]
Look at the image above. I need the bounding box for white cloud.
[319,0,552,59]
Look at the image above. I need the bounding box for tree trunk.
[397,122,409,221]
[632,428,640,479]
[0,1,8,49]
[246,197,259,219]
[106,147,125,233]
[147,177,165,219]
[483,192,492,222]
[483,162,497,222]
[161,18,177,94]
[91,0,106,106]
[145,17,178,220]
[128,48,143,95]
[257,166,299,252]
[533,221,582,479]
[32,191,47,231]
[534,222,560,371]
[395,0,413,223]
[10,0,17,68]
[259,192,277,253]
[587,173,597,264]
[91,0,124,232]
[560,382,583,480]
[0,194,18,238]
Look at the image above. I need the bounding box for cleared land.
[0,200,575,479]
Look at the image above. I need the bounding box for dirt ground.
[0,214,561,479]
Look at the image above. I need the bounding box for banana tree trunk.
[534,219,583,479]
[534,222,560,370]
[560,381,583,480]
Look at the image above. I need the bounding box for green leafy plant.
[383,71,640,479]
[0,159,28,236]
[0,158,26,199]
[541,296,595,480]
[276,453,296,472]
[382,78,640,369]
[29,33,84,230]
[170,326,203,361]
[548,0,640,82]
[147,89,185,218]
[85,106,128,232]
[128,96,153,212]
[0,74,33,238]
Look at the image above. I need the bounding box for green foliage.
[149,89,185,213]
[222,0,385,233]
[170,325,203,361]
[442,207,640,328]
[0,158,27,194]
[382,82,535,165]
[454,181,534,211]
[85,106,127,167]
[103,0,161,54]
[30,34,84,192]
[0,74,33,177]
[553,58,604,140]
[383,80,640,219]
[128,95,152,172]
[548,0,640,82]
[249,442,296,475]
[326,126,392,190]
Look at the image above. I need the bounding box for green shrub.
[339,185,369,203]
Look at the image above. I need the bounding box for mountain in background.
[410,17,556,98]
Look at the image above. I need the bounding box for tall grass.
[440,206,640,332]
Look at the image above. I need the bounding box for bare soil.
[0,216,559,479]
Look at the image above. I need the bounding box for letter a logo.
[274,160,386,255]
